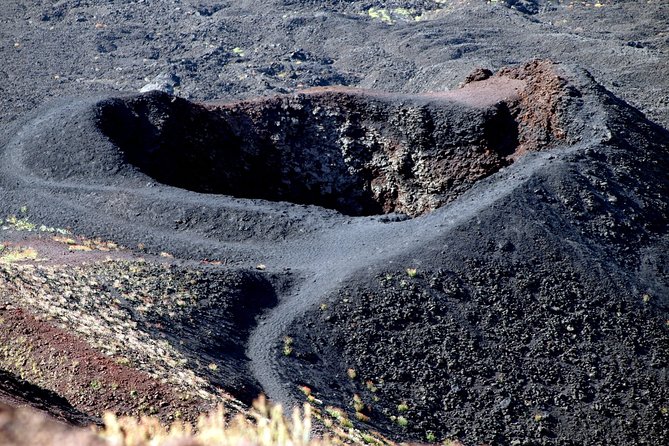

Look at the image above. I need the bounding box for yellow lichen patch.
[0,246,39,263]
[392,8,413,18]
[54,235,78,245]
[367,6,438,24]
[69,244,94,252]
[367,8,393,24]
[64,236,120,252]
[1,214,70,234]
[3,214,36,231]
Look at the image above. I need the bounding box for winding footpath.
[245,147,565,408]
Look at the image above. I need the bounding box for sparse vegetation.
[367,7,394,24]
[0,245,38,263]
[354,412,370,423]
[0,252,231,405]
[366,6,428,24]
[100,397,318,446]
[283,336,294,356]
[1,0,667,445]
[53,235,77,245]
[1,214,69,234]
[352,394,365,413]
[394,416,408,428]
[3,214,36,231]
[298,386,323,405]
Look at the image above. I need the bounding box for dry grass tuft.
[100,396,318,446]
[1,390,396,446]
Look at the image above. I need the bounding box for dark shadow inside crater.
[96,74,562,217]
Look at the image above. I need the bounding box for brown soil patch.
[0,305,207,424]
[0,229,225,425]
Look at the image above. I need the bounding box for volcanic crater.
[97,61,570,217]
[0,1,668,444]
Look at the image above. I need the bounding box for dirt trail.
[247,147,563,408]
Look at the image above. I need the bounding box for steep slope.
[272,66,669,444]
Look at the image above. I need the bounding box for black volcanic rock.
[278,65,669,444]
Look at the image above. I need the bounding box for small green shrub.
[283,336,294,356]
